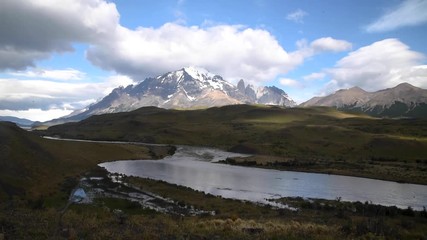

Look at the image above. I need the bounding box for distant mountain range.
[42,67,295,125]
[0,116,34,127]
[301,83,427,118]
[23,72,427,127]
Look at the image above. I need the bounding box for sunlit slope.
[45,105,427,162]
[0,122,153,200]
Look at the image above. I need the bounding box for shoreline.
[45,136,427,186]
[219,156,427,186]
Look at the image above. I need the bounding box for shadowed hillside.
[3,106,427,239]
[0,121,168,200]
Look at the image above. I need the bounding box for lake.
[99,145,427,210]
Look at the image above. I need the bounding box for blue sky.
[0,0,427,121]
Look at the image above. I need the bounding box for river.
[100,145,427,210]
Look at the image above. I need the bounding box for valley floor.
[3,104,427,239]
[43,105,427,185]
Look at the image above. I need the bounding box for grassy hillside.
[3,173,426,239]
[0,121,169,200]
[1,119,427,239]
[44,105,427,184]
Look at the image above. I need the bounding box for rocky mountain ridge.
[301,83,427,117]
[42,67,295,125]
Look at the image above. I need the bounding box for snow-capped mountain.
[42,67,295,125]
[301,83,427,117]
[236,79,295,106]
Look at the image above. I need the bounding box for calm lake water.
[100,146,427,210]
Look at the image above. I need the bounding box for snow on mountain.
[237,80,296,106]
[40,67,295,125]
[183,66,215,81]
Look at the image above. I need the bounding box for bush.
[402,207,415,217]
[60,177,79,194]
[28,196,45,210]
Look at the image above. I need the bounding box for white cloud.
[279,78,302,88]
[10,68,86,81]
[102,75,136,95]
[0,75,136,113]
[0,48,49,70]
[87,23,300,84]
[310,37,352,53]
[0,0,311,84]
[325,38,427,92]
[0,0,321,84]
[303,72,325,81]
[286,9,308,23]
[288,38,352,68]
[366,0,427,32]
[0,0,352,85]
[0,0,357,119]
[87,22,351,84]
[0,0,119,70]
[0,109,74,122]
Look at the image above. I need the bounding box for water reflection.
[100,146,427,209]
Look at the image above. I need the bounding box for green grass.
[2,175,425,239]
[3,106,427,239]
[44,104,427,184]
[0,121,172,200]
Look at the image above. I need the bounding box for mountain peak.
[301,82,427,118]
[182,66,215,80]
[335,86,364,92]
[40,67,295,126]
[394,82,417,90]
[347,86,367,93]
[237,79,245,92]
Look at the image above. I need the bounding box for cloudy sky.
[1,0,427,121]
